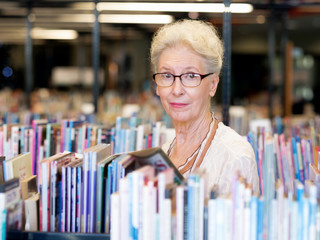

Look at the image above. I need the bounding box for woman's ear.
[156,85,160,96]
[209,73,219,97]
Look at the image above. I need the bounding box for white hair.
[150,19,224,74]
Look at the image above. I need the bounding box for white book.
[282,197,289,240]
[243,187,252,240]
[234,180,245,240]
[152,122,161,148]
[224,197,233,240]
[163,198,172,240]
[24,193,40,231]
[290,199,298,240]
[130,166,155,240]
[40,160,49,231]
[216,198,225,240]
[270,199,278,240]
[303,196,310,240]
[125,129,130,153]
[208,198,216,240]
[136,125,144,151]
[198,177,205,240]
[176,185,184,240]
[11,126,19,158]
[81,150,90,233]
[309,184,317,240]
[119,178,130,240]
[276,181,284,240]
[142,180,156,240]
[110,193,120,240]
[158,169,174,240]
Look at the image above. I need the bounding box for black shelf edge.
[7,231,110,240]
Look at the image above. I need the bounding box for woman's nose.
[171,77,184,95]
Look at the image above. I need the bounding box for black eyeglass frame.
[152,72,214,87]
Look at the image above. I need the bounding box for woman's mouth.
[170,102,188,108]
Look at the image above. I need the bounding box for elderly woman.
[150,19,259,195]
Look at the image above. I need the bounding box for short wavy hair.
[150,19,224,75]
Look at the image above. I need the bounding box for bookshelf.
[7,231,110,240]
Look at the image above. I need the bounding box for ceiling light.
[96,2,253,14]
[31,28,78,40]
[99,14,174,24]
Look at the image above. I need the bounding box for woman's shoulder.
[213,121,254,157]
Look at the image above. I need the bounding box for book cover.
[24,192,40,231]
[120,177,131,240]
[49,152,76,232]
[0,156,5,184]
[95,154,118,233]
[0,178,20,211]
[88,143,111,233]
[128,147,184,185]
[81,144,100,233]
[21,175,37,200]
[5,152,32,182]
[31,119,48,175]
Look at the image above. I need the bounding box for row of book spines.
[0,119,165,157]
[39,151,128,234]
[109,175,262,240]
[247,131,320,195]
[109,176,320,240]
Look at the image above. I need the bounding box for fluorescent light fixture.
[33,13,173,24]
[99,14,174,24]
[96,2,253,14]
[31,28,78,40]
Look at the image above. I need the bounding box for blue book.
[115,116,122,154]
[58,181,62,232]
[296,183,304,240]
[257,197,264,240]
[86,125,92,149]
[250,195,258,240]
[292,137,300,181]
[203,205,208,240]
[76,165,82,233]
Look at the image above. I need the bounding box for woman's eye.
[187,73,196,79]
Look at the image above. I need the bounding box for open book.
[128,147,184,184]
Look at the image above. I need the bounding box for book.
[0,178,21,211]
[5,199,24,232]
[31,119,48,176]
[128,147,184,185]
[21,175,37,200]
[24,192,40,231]
[5,152,32,181]
[88,143,111,233]
[0,156,5,184]
[95,154,118,233]
[49,152,76,232]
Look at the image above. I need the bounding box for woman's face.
[156,45,219,123]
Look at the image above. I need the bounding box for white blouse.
[162,117,260,196]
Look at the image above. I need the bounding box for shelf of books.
[0,113,320,240]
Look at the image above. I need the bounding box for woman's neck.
[170,111,213,167]
[174,111,212,145]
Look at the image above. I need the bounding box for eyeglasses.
[152,72,214,87]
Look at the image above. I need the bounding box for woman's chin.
[169,113,192,123]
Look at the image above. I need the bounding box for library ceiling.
[0,0,320,53]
